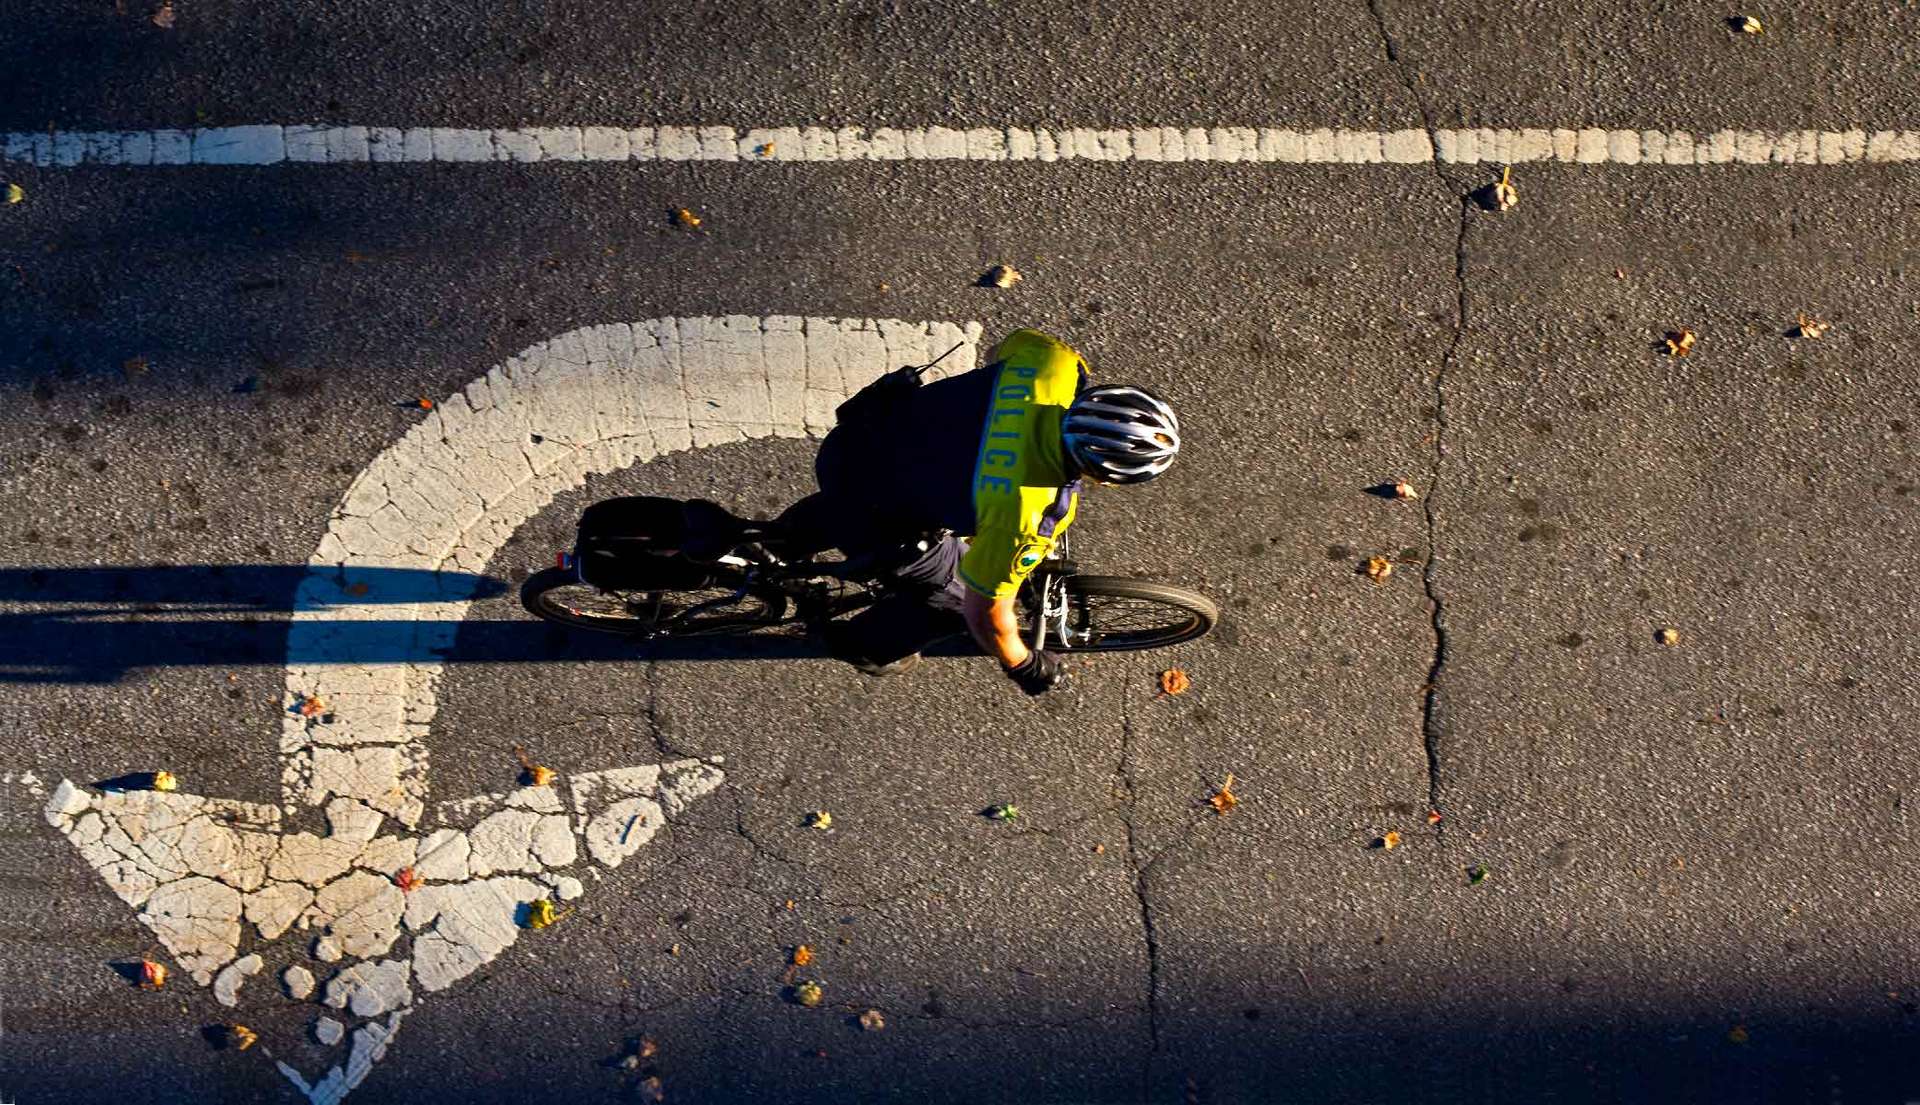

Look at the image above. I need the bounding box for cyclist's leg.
[824,534,970,674]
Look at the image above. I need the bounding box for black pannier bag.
[572,496,721,591]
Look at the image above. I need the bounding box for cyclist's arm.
[963,588,1028,669]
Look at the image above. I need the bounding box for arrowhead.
[47,758,724,1103]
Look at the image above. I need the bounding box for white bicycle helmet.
[1063,385,1180,484]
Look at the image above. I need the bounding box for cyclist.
[778,328,1180,695]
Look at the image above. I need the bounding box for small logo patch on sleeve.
[1015,543,1046,572]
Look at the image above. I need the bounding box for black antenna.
[908,342,967,380]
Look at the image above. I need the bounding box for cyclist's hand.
[1005,649,1066,696]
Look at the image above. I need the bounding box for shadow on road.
[0,563,962,682]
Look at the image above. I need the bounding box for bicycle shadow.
[0,564,970,684]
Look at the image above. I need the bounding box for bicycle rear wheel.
[521,567,788,637]
[1040,576,1217,652]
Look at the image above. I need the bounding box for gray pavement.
[2,3,1918,1103]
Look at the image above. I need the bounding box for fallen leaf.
[756,142,776,157]
[1364,556,1394,584]
[137,959,168,990]
[1656,627,1681,647]
[524,898,566,930]
[1728,1024,1750,1044]
[513,745,555,786]
[393,867,423,893]
[416,396,435,410]
[637,1036,659,1060]
[1392,481,1419,500]
[793,980,824,1007]
[859,1008,886,1031]
[1426,810,1443,825]
[1207,773,1239,815]
[1736,15,1763,33]
[1489,165,1518,211]
[225,1023,257,1050]
[1793,313,1830,339]
[295,693,329,718]
[1466,864,1490,886]
[150,1,174,29]
[805,810,833,830]
[1613,267,1627,279]
[638,1075,665,1103]
[674,207,702,228]
[986,804,1020,821]
[1158,668,1192,697]
[1663,329,1697,358]
[1381,831,1403,850]
[1093,843,1106,855]
[792,945,814,967]
[150,770,179,792]
[983,264,1022,288]
[5,183,22,205]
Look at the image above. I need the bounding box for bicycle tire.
[1039,575,1217,652]
[520,567,788,638]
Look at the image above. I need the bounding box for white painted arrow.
[44,315,983,1103]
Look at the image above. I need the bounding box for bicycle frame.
[557,519,1077,644]
[1029,531,1083,652]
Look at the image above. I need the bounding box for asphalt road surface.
[2,3,1918,1103]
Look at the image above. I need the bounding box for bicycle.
[520,495,1217,653]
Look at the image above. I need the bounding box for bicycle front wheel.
[1041,576,1217,652]
[521,567,788,637]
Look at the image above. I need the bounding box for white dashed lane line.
[5,124,1920,166]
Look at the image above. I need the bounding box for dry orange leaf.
[513,745,556,786]
[393,867,423,893]
[416,396,435,410]
[1158,668,1191,697]
[792,945,814,967]
[1364,556,1394,585]
[296,693,329,718]
[1207,773,1239,815]
[1425,810,1443,825]
[1381,831,1403,850]
[637,1036,659,1060]
[225,1024,258,1050]
[859,1008,886,1031]
[675,208,702,228]
[137,959,168,990]
[150,770,179,792]
[1794,313,1830,339]
[1664,329,1697,357]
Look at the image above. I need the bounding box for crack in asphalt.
[1364,0,1464,830]
[1419,207,1467,832]
[1116,667,1161,1101]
